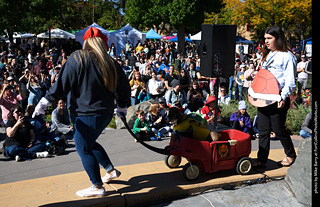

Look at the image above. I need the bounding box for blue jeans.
[237,85,243,101]
[228,77,239,100]
[4,142,46,160]
[70,114,114,187]
[300,130,312,138]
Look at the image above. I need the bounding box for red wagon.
[165,129,252,180]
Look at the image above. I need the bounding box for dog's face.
[168,107,184,125]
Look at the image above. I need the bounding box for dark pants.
[134,132,154,141]
[231,121,254,137]
[257,98,296,164]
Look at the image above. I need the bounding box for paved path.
[0,148,300,207]
[0,128,302,184]
[0,127,305,206]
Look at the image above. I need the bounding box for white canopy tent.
[190,31,201,41]
[2,32,35,44]
[37,28,75,39]
[13,32,35,39]
[75,23,110,45]
[108,24,146,57]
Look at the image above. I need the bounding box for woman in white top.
[146,71,164,101]
[253,25,297,168]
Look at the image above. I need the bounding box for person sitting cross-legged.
[3,106,48,161]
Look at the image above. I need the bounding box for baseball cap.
[84,27,109,50]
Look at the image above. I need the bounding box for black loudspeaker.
[200,24,237,78]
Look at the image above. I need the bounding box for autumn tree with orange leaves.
[205,0,312,41]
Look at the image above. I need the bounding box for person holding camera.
[27,74,42,105]
[3,106,48,161]
[187,80,208,112]
[0,83,25,125]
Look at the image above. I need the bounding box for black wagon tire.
[236,157,252,175]
[183,162,200,181]
[165,155,182,168]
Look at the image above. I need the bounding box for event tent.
[75,23,110,45]
[300,37,312,57]
[190,31,201,41]
[146,28,162,39]
[13,32,35,39]
[108,24,146,57]
[37,28,75,39]
[236,36,253,44]
[162,36,175,40]
[236,36,253,54]
[169,36,192,42]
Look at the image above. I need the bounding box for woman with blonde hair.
[145,103,172,138]
[129,71,146,105]
[32,27,130,197]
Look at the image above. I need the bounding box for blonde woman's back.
[44,49,131,116]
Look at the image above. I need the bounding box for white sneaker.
[102,169,121,183]
[15,155,21,162]
[36,151,49,158]
[76,186,106,197]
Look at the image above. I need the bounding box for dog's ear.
[168,107,179,121]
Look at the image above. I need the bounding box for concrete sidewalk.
[0,148,296,207]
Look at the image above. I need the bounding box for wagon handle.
[120,113,170,156]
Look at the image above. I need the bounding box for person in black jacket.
[4,106,48,161]
[32,27,131,197]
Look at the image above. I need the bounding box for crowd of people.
[0,35,312,162]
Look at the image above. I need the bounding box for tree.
[0,0,64,43]
[0,0,32,43]
[0,0,125,44]
[125,0,221,55]
[205,0,312,41]
[58,0,124,30]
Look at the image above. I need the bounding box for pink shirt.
[0,93,24,121]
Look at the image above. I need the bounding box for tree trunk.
[8,32,14,45]
[177,24,185,57]
[49,28,51,48]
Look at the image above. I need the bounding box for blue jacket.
[45,50,130,116]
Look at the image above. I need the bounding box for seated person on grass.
[200,96,221,125]
[230,101,253,136]
[3,106,48,161]
[132,110,159,141]
[51,99,73,142]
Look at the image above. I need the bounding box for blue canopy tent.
[236,36,253,54]
[236,36,253,44]
[146,29,162,39]
[300,37,312,57]
[75,23,110,45]
[169,36,192,42]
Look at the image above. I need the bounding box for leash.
[120,114,170,156]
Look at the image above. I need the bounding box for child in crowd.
[301,87,311,107]
[137,88,150,103]
[200,96,221,125]
[132,110,159,141]
[230,101,252,136]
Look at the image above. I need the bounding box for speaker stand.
[213,75,220,131]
